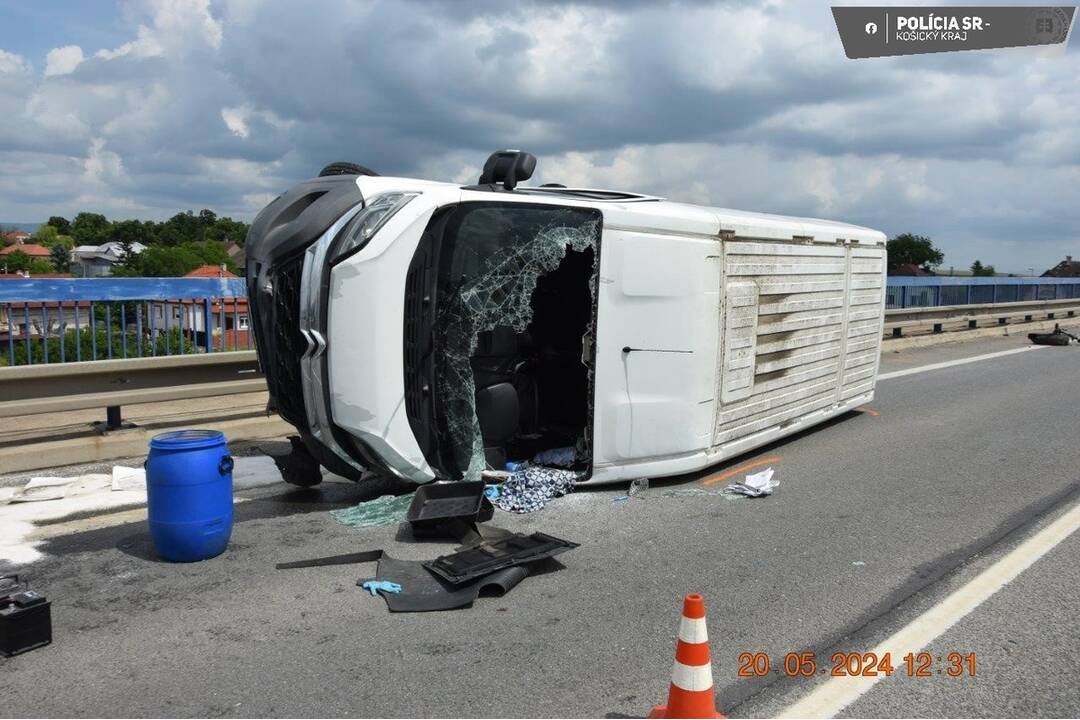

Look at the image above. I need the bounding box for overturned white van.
[246,151,886,487]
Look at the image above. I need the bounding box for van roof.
[356,175,887,247]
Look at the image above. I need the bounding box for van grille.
[270,255,309,431]
[403,266,424,422]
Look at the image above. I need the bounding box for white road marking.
[877,345,1045,381]
[776,498,1080,718]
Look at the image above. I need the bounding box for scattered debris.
[8,477,73,503]
[374,555,530,613]
[277,530,577,613]
[1028,324,1079,346]
[424,532,579,584]
[406,481,493,537]
[111,465,146,492]
[612,495,630,502]
[532,446,576,467]
[359,580,402,597]
[330,494,414,528]
[492,466,577,513]
[628,477,650,498]
[0,575,52,657]
[661,488,728,498]
[725,467,778,497]
[276,550,384,569]
[852,561,866,566]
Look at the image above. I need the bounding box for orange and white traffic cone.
[649,593,726,719]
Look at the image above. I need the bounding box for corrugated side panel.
[839,245,886,401]
[714,241,881,447]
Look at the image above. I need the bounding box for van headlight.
[330,192,419,264]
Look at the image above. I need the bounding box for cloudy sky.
[0,0,1076,272]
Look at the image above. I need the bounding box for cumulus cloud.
[44,46,85,76]
[0,0,1076,271]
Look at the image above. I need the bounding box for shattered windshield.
[434,203,602,480]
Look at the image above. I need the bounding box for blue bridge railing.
[0,277,250,367]
[885,276,1080,310]
[3,275,1079,366]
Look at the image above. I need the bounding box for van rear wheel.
[318,162,378,178]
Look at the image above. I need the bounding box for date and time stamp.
[736,651,977,678]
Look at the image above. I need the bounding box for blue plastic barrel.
[146,429,234,562]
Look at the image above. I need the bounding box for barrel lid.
[150,429,226,450]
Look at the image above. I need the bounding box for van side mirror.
[478,150,537,191]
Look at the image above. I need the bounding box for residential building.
[1,230,32,245]
[888,263,936,277]
[1042,255,1080,278]
[146,265,250,350]
[70,241,147,277]
[1,243,52,261]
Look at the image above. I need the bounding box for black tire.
[268,436,324,487]
[318,162,379,178]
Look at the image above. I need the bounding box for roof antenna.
[478,149,537,191]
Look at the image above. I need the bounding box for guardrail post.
[998,317,1007,325]
[204,298,213,354]
[967,319,977,329]
[1047,312,1055,320]
[933,323,942,333]
[1024,314,1033,322]
[892,327,902,338]
[106,405,123,430]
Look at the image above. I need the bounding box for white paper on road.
[112,465,147,491]
[9,476,75,503]
[725,466,778,497]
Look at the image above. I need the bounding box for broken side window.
[433,203,601,480]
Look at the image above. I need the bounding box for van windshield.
[433,203,602,480]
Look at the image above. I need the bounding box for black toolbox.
[406,481,494,537]
[1,575,52,656]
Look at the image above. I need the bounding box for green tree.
[157,211,204,246]
[71,212,111,246]
[198,208,217,225]
[3,249,31,272]
[110,218,157,246]
[206,216,249,245]
[886,233,944,272]
[29,258,55,274]
[50,244,72,272]
[970,260,996,277]
[47,216,72,235]
[33,224,60,247]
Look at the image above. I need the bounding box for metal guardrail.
[884,298,1080,337]
[0,351,264,420]
[1,277,1077,427]
[885,276,1080,309]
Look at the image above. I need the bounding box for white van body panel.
[587,207,886,484]
[326,186,460,483]
[316,176,886,485]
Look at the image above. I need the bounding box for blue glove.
[361,580,402,596]
[484,484,501,499]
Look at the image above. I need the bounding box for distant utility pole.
[1028,267,1034,277]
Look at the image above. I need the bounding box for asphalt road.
[1,335,1078,718]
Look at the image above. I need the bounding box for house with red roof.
[145,264,250,350]
[0,243,52,259]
